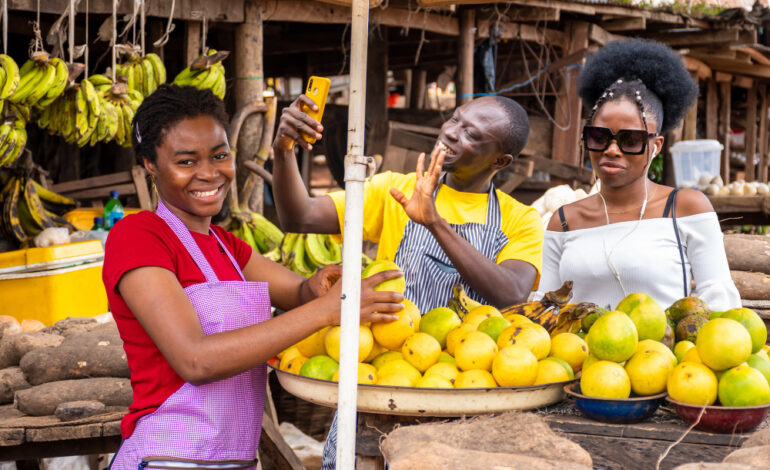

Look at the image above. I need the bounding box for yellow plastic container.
[64,207,143,231]
[0,241,108,325]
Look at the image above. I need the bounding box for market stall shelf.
[0,404,123,461]
[708,195,770,227]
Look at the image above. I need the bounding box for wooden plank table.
[708,195,770,227]
[353,401,769,470]
[0,404,123,461]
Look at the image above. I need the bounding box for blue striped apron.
[321,179,509,469]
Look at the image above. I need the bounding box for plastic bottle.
[103,190,125,230]
[91,217,106,231]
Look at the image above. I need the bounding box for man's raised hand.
[389,146,446,227]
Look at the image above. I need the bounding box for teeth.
[437,141,455,155]
[193,188,218,197]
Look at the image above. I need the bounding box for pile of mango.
[277,261,589,389]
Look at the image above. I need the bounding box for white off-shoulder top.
[534,212,741,312]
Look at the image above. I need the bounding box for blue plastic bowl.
[563,383,667,424]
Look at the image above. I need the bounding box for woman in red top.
[103,84,403,468]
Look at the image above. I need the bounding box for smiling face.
[589,98,664,189]
[437,98,513,185]
[145,115,234,232]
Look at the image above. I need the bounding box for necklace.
[597,184,657,224]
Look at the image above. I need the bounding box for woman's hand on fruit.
[273,95,323,152]
[317,269,404,325]
[390,146,445,227]
[301,264,342,303]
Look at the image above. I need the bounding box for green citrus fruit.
[419,307,462,349]
[616,293,667,341]
[720,308,767,354]
[586,311,638,362]
[299,355,339,381]
[718,364,770,406]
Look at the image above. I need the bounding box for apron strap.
[155,200,219,283]
[210,229,246,281]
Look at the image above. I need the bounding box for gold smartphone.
[302,76,330,144]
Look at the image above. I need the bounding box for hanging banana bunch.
[8,52,68,108]
[0,103,30,168]
[227,211,345,278]
[116,52,167,98]
[0,54,21,111]
[173,48,229,100]
[0,170,76,245]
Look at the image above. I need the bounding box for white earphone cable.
[598,143,658,297]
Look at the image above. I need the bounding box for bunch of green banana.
[0,54,20,103]
[0,171,76,245]
[39,79,142,147]
[9,53,68,107]
[116,52,167,98]
[173,49,229,100]
[0,103,29,168]
[227,211,345,278]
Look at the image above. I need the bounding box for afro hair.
[577,38,697,134]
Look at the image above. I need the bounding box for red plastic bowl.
[666,397,770,433]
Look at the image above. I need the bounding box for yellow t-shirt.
[327,171,543,286]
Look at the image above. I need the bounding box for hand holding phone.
[302,76,330,144]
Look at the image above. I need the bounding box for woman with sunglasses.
[535,39,739,311]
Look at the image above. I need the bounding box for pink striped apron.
[111,200,271,469]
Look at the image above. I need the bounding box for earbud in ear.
[652,145,658,156]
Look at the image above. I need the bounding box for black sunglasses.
[583,126,656,155]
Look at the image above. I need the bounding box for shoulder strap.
[662,188,678,218]
[557,206,569,232]
[669,189,689,297]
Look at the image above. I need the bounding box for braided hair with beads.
[131,84,229,165]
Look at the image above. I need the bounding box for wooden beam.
[647,29,739,48]
[600,17,646,32]
[457,7,475,106]
[589,24,624,46]
[505,6,560,22]
[720,80,732,184]
[551,21,590,180]
[476,20,565,47]
[682,56,712,81]
[697,57,770,81]
[706,77,719,140]
[746,82,758,182]
[7,0,244,22]
[716,72,733,83]
[262,1,459,36]
[731,46,770,66]
[759,84,769,183]
[734,75,754,89]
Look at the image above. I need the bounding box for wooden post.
[745,81,758,182]
[760,85,769,182]
[718,79,732,184]
[235,0,265,212]
[185,21,201,65]
[551,21,589,181]
[403,69,413,109]
[413,69,427,110]
[366,27,388,156]
[457,7,475,106]
[682,72,698,141]
[706,77,718,140]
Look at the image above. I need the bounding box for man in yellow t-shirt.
[271,95,543,313]
[273,95,543,470]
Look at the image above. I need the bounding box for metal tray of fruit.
[267,359,575,417]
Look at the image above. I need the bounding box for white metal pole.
[336,0,369,468]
